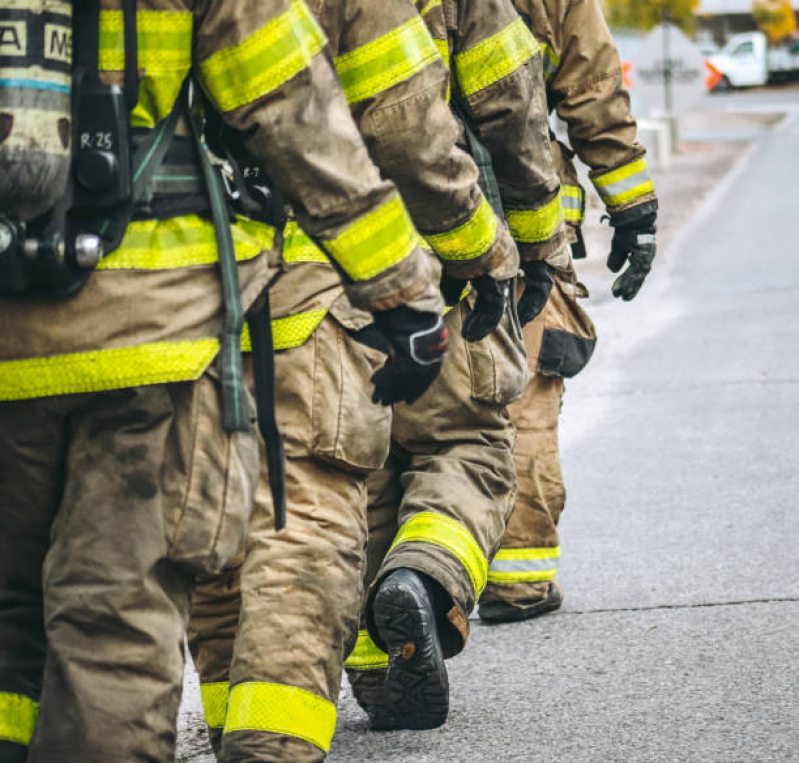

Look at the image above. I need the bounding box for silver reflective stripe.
[488,556,559,574]
[593,159,655,206]
[596,168,652,200]
[561,194,582,211]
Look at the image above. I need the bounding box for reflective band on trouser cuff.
[345,630,389,672]
[506,195,562,244]
[241,309,328,352]
[335,15,441,105]
[455,17,540,98]
[425,197,498,262]
[560,185,585,224]
[322,196,417,281]
[592,158,655,207]
[224,682,336,753]
[201,0,327,113]
[487,546,560,584]
[201,682,230,730]
[539,42,560,83]
[0,340,219,402]
[389,511,489,596]
[0,692,39,746]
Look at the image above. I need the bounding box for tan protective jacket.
[418,0,567,262]
[0,0,439,401]
[512,0,658,227]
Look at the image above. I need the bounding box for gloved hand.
[607,212,657,301]
[517,260,555,327]
[370,306,449,406]
[440,272,511,342]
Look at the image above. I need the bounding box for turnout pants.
[0,375,258,763]
[347,300,527,687]
[189,315,391,762]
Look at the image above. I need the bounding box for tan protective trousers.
[0,374,258,763]
[188,315,391,763]
[346,300,527,689]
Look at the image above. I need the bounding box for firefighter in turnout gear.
[479,0,659,623]
[0,1,445,760]
[344,0,572,732]
[186,0,527,759]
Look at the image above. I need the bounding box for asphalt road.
[326,89,799,763]
[178,89,799,762]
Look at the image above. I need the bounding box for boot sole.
[372,578,449,731]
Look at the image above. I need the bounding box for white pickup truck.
[708,31,799,89]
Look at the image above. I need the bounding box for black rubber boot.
[370,568,449,731]
[478,580,563,624]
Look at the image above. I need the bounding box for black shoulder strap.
[122,0,139,112]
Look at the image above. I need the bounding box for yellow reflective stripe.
[420,0,442,16]
[335,16,441,105]
[224,682,336,753]
[242,309,329,353]
[201,682,230,730]
[487,546,560,584]
[282,222,329,264]
[560,185,585,223]
[424,197,498,261]
[455,17,539,98]
[97,217,275,271]
[0,692,38,746]
[592,158,655,207]
[323,197,417,282]
[506,195,562,244]
[202,0,327,113]
[389,511,488,595]
[540,42,560,83]
[0,340,219,402]
[433,38,449,67]
[345,630,389,672]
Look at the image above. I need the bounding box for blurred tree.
[604,0,699,33]
[752,0,797,44]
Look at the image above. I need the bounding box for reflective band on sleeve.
[224,681,337,753]
[433,38,449,68]
[506,195,562,244]
[282,222,329,264]
[335,16,441,105]
[487,546,560,584]
[201,0,327,113]
[592,158,655,207]
[389,511,488,596]
[560,185,585,224]
[539,42,560,83]
[0,339,219,402]
[455,17,540,98]
[322,196,417,282]
[201,682,230,730]
[241,309,328,353]
[97,216,275,270]
[424,197,498,261]
[345,630,389,672]
[0,692,39,746]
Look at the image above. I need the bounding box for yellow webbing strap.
[487,546,561,585]
[506,195,562,244]
[99,9,193,128]
[345,630,389,672]
[201,682,230,730]
[389,511,488,596]
[455,17,539,98]
[335,15,441,105]
[0,692,39,746]
[0,339,219,402]
[224,681,337,753]
[592,158,655,207]
[425,196,498,262]
[241,309,328,353]
[201,0,327,113]
[323,196,417,282]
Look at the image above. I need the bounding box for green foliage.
[604,0,700,33]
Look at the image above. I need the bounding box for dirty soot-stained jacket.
[0,0,442,401]
[512,0,658,230]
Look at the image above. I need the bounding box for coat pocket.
[537,280,597,378]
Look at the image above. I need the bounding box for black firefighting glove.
[440,273,511,342]
[607,212,657,301]
[369,306,449,406]
[517,260,555,327]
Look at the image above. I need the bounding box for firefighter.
[0,1,444,761]
[479,0,659,624]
